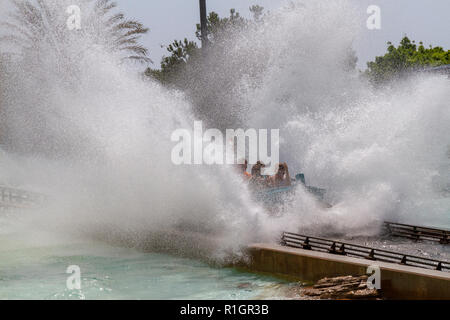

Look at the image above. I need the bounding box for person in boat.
[250,161,268,188]
[236,159,251,180]
[269,162,291,187]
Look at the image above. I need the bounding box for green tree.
[146,7,262,84]
[145,8,266,128]
[365,36,450,85]
[194,9,247,45]
[249,5,264,21]
[146,38,198,84]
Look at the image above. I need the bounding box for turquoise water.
[0,239,290,300]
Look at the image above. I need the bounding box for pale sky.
[0,1,449,70]
[115,0,450,70]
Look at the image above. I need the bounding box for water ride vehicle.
[252,173,328,208]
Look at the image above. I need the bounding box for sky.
[114,0,450,70]
[0,1,449,70]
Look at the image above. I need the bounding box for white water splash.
[0,0,448,264]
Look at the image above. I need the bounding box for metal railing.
[281,232,450,272]
[0,186,45,209]
[384,221,450,244]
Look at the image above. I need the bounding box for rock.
[300,275,381,300]
[301,288,323,296]
[347,289,380,299]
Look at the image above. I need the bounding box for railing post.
[412,226,419,241]
[329,242,337,254]
[339,243,346,255]
[280,233,286,246]
[303,237,312,250]
[386,222,392,234]
[400,255,407,265]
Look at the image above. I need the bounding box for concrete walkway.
[246,243,450,299]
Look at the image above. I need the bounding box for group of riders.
[237,160,291,189]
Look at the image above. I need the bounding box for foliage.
[194,9,247,44]
[144,7,268,128]
[1,0,151,64]
[365,36,450,84]
[145,7,267,84]
[146,38,198,84]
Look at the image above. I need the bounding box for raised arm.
[283,163,291,186]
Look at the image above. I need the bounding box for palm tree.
[0,0,151,64]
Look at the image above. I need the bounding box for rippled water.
[0,238,292,300]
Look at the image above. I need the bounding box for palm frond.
[2,0,151,64]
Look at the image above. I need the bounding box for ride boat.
[252,173,328,208]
